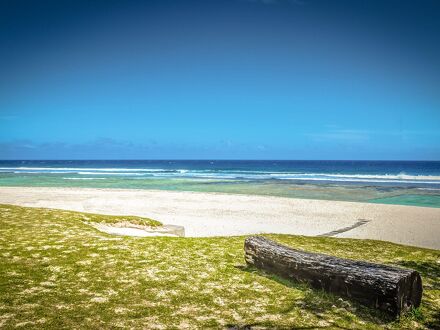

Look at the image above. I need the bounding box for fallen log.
[244,236,422,317]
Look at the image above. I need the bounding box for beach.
[2,160,440,208]
[1,186,439,250]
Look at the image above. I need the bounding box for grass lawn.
[0,204,439,329]
[79,212,161,228]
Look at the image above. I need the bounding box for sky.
[0,0,439,160]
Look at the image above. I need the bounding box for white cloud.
[305,129,371,143]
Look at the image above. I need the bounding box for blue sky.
[1,0,439,160]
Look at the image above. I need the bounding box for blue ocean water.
[1,160,439,207]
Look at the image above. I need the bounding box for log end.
[397,270,423,315]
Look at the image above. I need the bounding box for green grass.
[0,204,439,329]
[76,211,162,228]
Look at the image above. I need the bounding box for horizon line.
[1,159,439,162]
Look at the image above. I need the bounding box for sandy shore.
[0,186,439,249]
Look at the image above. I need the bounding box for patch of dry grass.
[78,211,161,228]
[0,204,439,329]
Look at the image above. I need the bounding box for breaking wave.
[1,167,440,185]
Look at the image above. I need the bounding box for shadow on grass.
[226,324,355,330]
[395,260,440,290]
[394,260,440,328]
[233,264,395,329]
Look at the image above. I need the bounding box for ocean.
[1,160,439,208]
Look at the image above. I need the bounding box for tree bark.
[244,236,422,317]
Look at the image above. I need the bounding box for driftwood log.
[244,236,422,316]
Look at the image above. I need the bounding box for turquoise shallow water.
[1,173,439,208]
[369,195,440,208]
[1,160,439,208]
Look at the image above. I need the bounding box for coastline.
[0,186,439,250]
[2,160,440,208]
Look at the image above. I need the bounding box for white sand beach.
[0,186,439,249]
